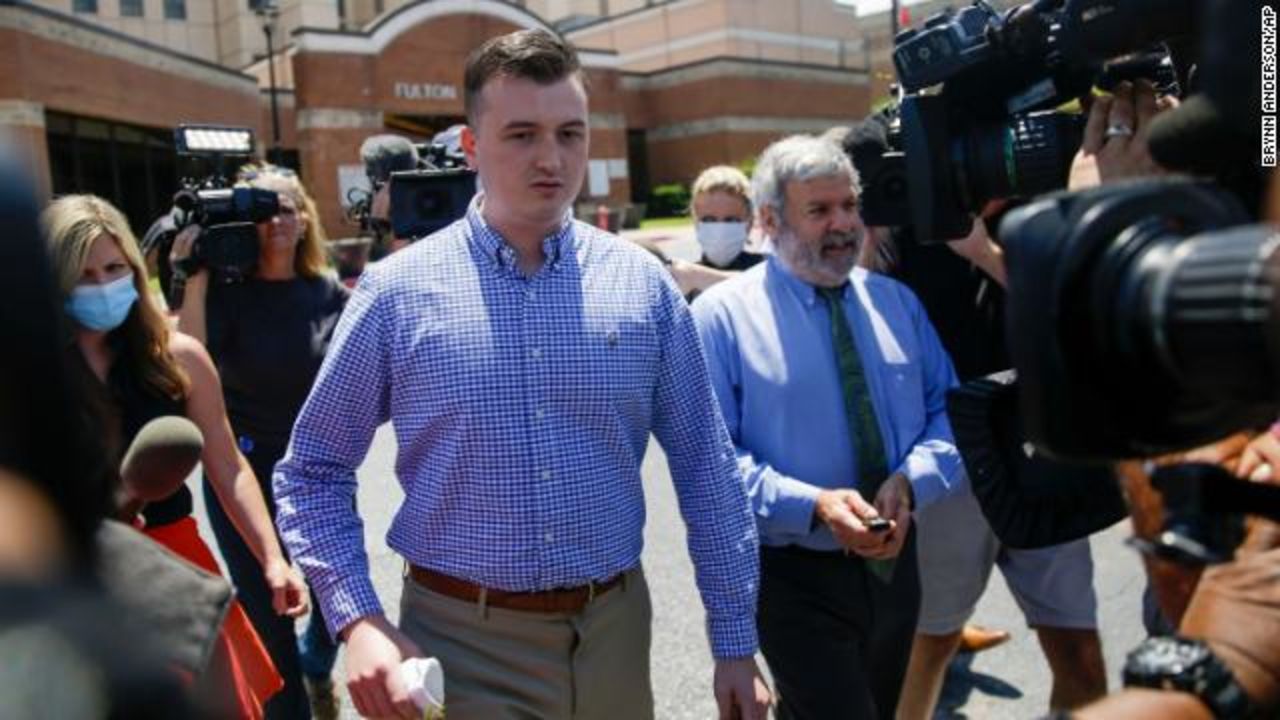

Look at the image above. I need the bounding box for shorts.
[914,483,1099,635]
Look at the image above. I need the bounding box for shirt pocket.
[565,314,660,416]
[879,355,927,440]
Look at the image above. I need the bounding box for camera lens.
[416,189,449,216]
[958,111,1084,209]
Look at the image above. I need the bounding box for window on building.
[72,0,98,14]
[164,0,186,19]
[45,112,178,237]
[120,0,143,16]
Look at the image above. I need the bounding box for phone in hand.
[866,517,892,533]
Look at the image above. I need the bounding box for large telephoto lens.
[1105,224,1280,411]
[1000,178,1278,459]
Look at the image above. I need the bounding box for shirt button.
[541,469,552,480]
[526,289,536,300]
[534,408,545,420]
[544,532,554,543]
[530,348,543,359]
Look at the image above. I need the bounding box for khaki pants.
[398,568,654,720]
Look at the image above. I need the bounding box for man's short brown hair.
[464,29,583,124]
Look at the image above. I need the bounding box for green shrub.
[648,183,690,218]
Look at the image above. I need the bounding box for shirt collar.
[465,193,576,273]
[765,253,853,308]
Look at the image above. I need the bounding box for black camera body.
[172,186,278,283]
[388,168,477,241]
[388,141,477,241]
[162,125,276,285]
[867,0,1193,241]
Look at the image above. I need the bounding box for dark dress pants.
[204,437,332,720]
[758,531,920,720]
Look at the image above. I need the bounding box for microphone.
[360,134,420,186]
[120,416,204,504]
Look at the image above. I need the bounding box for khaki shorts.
[914,484,1098,635]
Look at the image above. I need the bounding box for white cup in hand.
[399,657,445,717]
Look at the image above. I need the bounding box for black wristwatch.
[1122,636,1258,719]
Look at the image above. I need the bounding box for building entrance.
[383,113,467,155]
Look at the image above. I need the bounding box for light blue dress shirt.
[274,200,760,658]
[691,256,964,551]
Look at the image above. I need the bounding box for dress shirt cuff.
[896,452,961,511]
[767,473,824,537]
[707,612,760,660]
[319,575,386,641]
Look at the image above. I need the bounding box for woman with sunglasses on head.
[170,165,349,720]
[44,193,306,718]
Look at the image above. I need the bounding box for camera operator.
[359,134,419,258]
[169,165,349,720]
[843,116,1108,717]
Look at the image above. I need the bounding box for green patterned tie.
[817,285,895,583]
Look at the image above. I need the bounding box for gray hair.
[751,134,860,220]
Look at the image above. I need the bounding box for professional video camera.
[163,125,278,284]
[999,178,1278,461]
[388,137,477,241]
[862,0,1194,241]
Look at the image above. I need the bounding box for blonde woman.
[170,165,349,719]
[641,165,762,301]
[45,193,308,718]
[689,165,764,272]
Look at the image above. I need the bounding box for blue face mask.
[65,273,139,331]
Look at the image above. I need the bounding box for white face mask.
[696,221,748,267]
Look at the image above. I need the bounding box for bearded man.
[691,134,965,719]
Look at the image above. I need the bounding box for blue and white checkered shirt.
[274,199,760,659]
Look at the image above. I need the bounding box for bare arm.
[1073,689,1213,719]
[170,225,208,345]
[670,258,738,296]
[171,332,306,617]
[946,218,1007,288]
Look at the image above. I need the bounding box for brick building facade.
[1,0,916,239]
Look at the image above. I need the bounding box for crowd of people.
[1,20,1279,720]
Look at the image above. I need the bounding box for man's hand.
[1070,80,1176,190]
[870,473,913,560]
[713,656,772,720]
[814,489,891,557]
[343,615,424,719]
[264,558,309,618]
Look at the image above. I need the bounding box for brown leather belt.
[408,565,625,614]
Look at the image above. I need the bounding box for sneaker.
[303,676,340,720]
